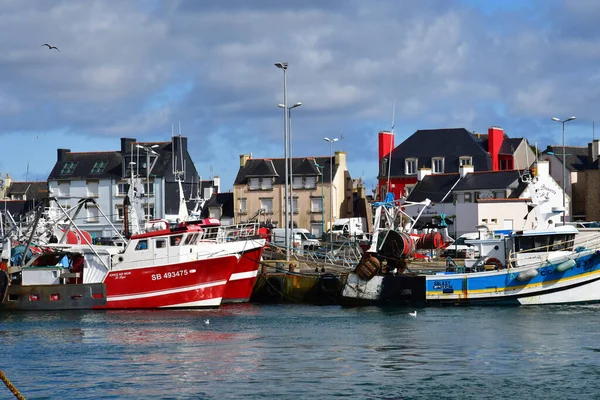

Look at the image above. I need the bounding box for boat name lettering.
[114,271,132,280]
[433,280,453,289]
[152,270,189,281]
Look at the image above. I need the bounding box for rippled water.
[2,304,600,399]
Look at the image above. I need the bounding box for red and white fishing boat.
[0,198,240,310]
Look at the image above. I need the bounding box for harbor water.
[2,304,600,399]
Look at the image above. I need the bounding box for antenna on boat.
[386,99,396,196]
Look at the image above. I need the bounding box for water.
[2,304,600,399]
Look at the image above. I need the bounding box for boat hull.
[100,256,238,309]
[342,252,600,306]
[1,282,107,310]
[222,244,264,303]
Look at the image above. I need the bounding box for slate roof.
[7,181,49,201]
[499,138,524,155]
[453,170,524,193]
[201,193,234,219]
[407,170,530,204]
[234,157,336,185]
[406,173,460,203]
[384,128,493,178]
[0,200,36,218]
[47,151,123,180]
[542,146,590,172]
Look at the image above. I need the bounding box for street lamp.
[278,102,302,231]
[315,162,325,237]
[275,61,290,260]
[324,137,338,247]
[551,116,576,223]
[136,144,159,221]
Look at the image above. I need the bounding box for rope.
[0,369,26,400]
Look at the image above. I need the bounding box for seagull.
[409,311,417,317]
[203,319,210,325]
[41,43,60,52]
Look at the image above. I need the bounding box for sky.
[1,0,600,195]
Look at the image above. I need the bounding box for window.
[87,180,99,197]
[465,193,472,203]
[459,156,472,166]
[184,233,198,245]
[305,176,316,189]
[135,240,148,250]
[474,191,481,201]
[209,207,221,219]
[142,204,155,220]
[432,157,445,174]
[239,198,247,214]
[58,182,70,197]
[311,198,323,213]
[405,158,417,175]
[260,198,273,213]
[292,177,303,189]
[249,178,260,190]
[381,158,388,176]
[500,159,511,170]
[481,219,488,223]
[116,206,124,221]
[491,218,498,224]
[91,161,107,173]
[170,235,183,246]
[311,223,323,238]
[117,183,129,196]
[261,178,273,190]
[155,239,167,249]
[87,203,99,223]
[61,162,78,175]
[142,180,154,195]
[292,197,298,214]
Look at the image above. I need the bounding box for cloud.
[1,0,600,190]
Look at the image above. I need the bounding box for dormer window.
[61,162,78,175]
[92,161,107,173]
[405,158,417,175]
[459,156,472,166]
[248,177,273,190]
[432,157,445,174]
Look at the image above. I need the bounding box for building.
[377,127,535,201]
[406,161,565,236]
[47,136,202,239]
[201,192,234,225]
[233,152,352,237]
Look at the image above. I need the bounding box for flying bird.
[41,43,60,52]
[203,319,210,326]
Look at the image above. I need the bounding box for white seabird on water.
[409,311,417,317]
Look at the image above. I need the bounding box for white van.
[442,232,480,258]
[271,228,321,250]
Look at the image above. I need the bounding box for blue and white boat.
[342,162,600,306]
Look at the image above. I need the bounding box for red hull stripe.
[107,279,227,302]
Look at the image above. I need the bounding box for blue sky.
[1,0,599,194]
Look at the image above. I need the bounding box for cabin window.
[135,240,148,250]
[432,157,445,174]
[184,233,197,245]
[405,158,417,175]
[459,156,472,166]
[170,235,183,246]
[155,239,167,249]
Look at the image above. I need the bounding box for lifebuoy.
[485,257,503,269]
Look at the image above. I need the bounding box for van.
[329,217,367,239]
[271,228,321,250]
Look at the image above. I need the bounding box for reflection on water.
[2,304,600,399]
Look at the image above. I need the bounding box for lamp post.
[324,137,338,247]
[278,102,302,231]
[136,144,159,221]
[275,61,290,260]
[551,116,576,223]
[315,162,325,237]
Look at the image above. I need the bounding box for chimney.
[335,151,347,168]
[588,140,600,163]
[120,138,136,155]
[487,126,504,171]
[239,153,252,167]
[212,176,220,193]
[57,148,70,162]
[172,136,188,153]
[535,160,549,177]
[417,168,432,181]
[378,131,394,161]
[460,165,474,178]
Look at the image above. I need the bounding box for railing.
[199,222,260,244]
[267,241,363,269]
[508,231,600,267]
